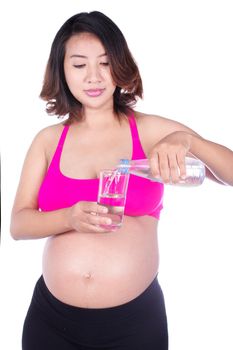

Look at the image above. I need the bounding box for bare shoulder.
[134,111,199,140]
[34,122,65,144]
[32,121,65,160]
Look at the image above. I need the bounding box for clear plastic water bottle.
[118,157,206,186]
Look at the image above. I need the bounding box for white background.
[1,0,233,349]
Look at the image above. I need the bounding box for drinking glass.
[97,169,129,230]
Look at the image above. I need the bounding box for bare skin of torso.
[42,217,159,308]
[42,113,160,308]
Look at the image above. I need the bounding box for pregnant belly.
[42,217,159,308]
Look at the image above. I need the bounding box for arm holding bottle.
[138,113,233,186]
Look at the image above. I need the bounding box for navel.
[83,272,92,280]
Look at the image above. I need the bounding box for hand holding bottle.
[119,131,206,186]
[148,131,197,184]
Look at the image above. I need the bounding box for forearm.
[10,207,72,240]
[190,134,233,186]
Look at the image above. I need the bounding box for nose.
[85,64,102,84]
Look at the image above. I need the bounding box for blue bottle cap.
[118,159,130,174]
[119,159,130,166]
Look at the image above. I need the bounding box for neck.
[81,105,120,129]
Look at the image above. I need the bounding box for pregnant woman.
[10,11,233,350]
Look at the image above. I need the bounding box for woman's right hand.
[68,201,112,233]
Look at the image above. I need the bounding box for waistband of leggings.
[35,274,160,322]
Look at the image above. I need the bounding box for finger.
[81,221,111,233]
[81,202,108,215]
[168,154,180,183]
[158,153,170,183]
[79,212,112,232]
[177,153,186,179]
[85,212,112,227]
[149,152,160,177]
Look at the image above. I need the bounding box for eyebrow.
[70,53,107,58]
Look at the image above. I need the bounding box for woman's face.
[64,32,116,111]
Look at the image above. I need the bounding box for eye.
[73,64,86,68]
[100,62,109,66]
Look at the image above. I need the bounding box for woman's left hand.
[148,131,193,183]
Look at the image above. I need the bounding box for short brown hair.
[40,11,143,123]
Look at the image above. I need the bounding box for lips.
[84,89,105,97]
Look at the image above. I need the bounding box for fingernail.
[105,219,112,225]
[101,207,108,213]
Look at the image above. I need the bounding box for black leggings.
[22,276,168,350]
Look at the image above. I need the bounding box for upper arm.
[135,111,201,154]
[11,129,49,215]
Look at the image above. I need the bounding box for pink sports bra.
[38,114,164,219]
